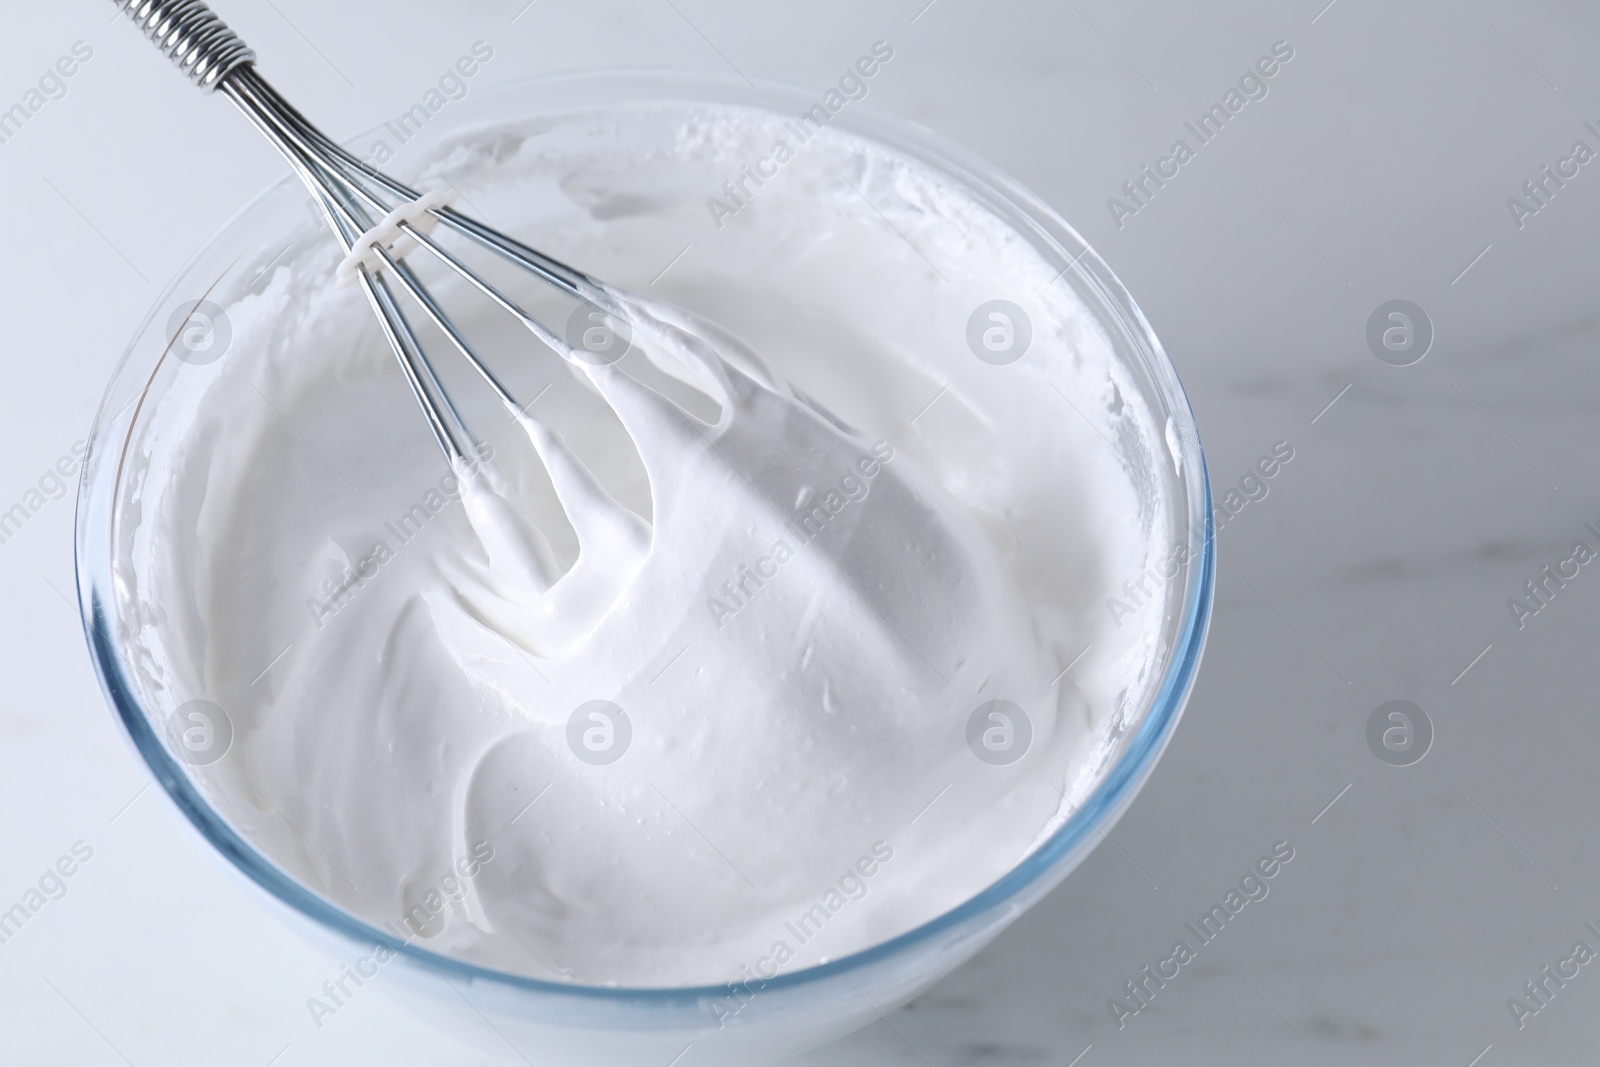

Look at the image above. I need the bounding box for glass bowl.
[74,69,1212,1065]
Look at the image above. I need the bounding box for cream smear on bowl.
[117,98,1175,987]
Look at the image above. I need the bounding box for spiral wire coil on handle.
[111,0,621,466]
[113,0,255,91]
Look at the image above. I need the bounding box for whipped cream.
[119,99,1174,986]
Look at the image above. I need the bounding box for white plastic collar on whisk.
[335,189,456,285]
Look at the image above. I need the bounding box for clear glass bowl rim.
[74,66,1214,1007]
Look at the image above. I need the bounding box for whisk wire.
[208,70,474,459]
[229,69,610,313]
[116,0,634,466]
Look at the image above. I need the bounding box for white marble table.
[3,1,1597,1064]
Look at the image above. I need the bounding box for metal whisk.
[114,0,630,466]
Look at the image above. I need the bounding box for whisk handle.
[112,0,255,92]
